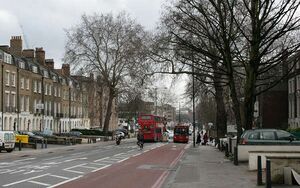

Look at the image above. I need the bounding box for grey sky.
[0,0,165,68]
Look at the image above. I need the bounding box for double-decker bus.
[173,125,189,143]
[137,114,166,142]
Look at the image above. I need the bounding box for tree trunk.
[243,69,257,130]
[214,81,227,139]
[103,88,115,135]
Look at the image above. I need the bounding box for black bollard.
[18,140,22,151]
[225,143,229,157]
[234,146,238,166]
[34,140,37,149]
[41,140,44,149]
[229,138,232,154]
[45,139,47,149]
[266,159,271,188]
[257,156,262,185]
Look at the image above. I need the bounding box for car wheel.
[6,149,13,153]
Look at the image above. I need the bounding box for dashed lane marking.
[94,157,109,162]
[42,156,64,161]
[63,163,88,174]
[13,158,36,163]
[92,164,111,172]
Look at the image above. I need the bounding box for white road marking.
[0,169,14,174]
[114,153,125,156]
[80,165,98,170]
[28,180,51,186]
[94,157,109,162]
[63,169,85,174]
[63,157,87,162]
[132,153,141,157]
[13,158,36,162]
[48,175,83,188]
[89,163,110,166]
[127,149,135,153]
[49,174,70,180]
[3,173,50,187]
[92,164,111,172]
[63,163,87,174]
[42,156,64,161]
[70,152,85,156]
[117,157,129,163]
[9,169,26,174]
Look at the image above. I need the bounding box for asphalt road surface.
[0,139,188,188]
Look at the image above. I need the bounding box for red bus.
[137,114,166,142]
[173,125,189,143]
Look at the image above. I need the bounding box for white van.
[0,131,15,152]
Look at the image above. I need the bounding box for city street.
[0,140,187,188]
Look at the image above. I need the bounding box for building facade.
[0,36,117,133]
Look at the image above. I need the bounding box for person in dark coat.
[196,131,201,145]
[203,132,208,145]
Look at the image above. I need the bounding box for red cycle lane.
[57,143,188,188]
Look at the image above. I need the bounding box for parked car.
[19,131,44,143]
[240,129,300,145]
[59,131,82,137]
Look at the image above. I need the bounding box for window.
[5,92,9,107]
[49,85,52,95]
[20,77,24,89]
[38,81,42,93]
[26,96,29,111]
[5,71,9,86]
[19,61,25,69]
[248,132,260,140]
[26,79,29,90]
[54,86,57,97]
[261,131,275,140]
[33,80,37,93]
[11,73,16,87]
[4,53,12,64]
[277,130,292,140]
[45,84,48,95]
[32,66,38,73]
[20,96,24,111]
[11,93,16,107]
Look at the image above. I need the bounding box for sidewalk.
[163,145,298,188]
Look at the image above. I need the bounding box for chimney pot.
[10,36,23,57]
[45,59,54,69]
[35,47,45,65]
[22,49,34,58]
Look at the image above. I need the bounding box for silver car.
[240,129,300,145]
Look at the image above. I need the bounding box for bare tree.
[65,12,149,134]
[154,0,300,140]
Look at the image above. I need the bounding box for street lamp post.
[192,62,196,148]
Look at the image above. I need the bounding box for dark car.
[19,131,44,143]
[240,129,300,145]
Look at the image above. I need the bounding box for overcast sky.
[0,0,165,68]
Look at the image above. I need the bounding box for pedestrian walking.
[203,132,208,145]
[196,131,201,145]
